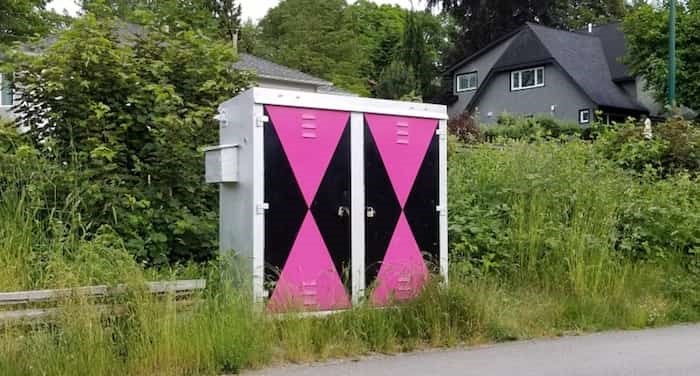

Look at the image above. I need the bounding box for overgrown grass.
[1,123,700,375]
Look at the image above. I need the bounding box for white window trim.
[455,71,478,92]
[579,109,591,124]
[0,73,14,107]
[511,66,544,91]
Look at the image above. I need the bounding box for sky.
[48,0,427,21]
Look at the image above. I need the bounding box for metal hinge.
[255,115,269,127]
[256,202,269,214]
[436,128,447,139]
[436,205,447,216]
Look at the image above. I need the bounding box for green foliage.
[616,173,700,267]
[0,0,66,45]
[550,0,627,29]
[3,115,700,374]
[238,19,260,54]
[257,0,367,94]
[482,114,582,141]
[402,9,448,99]
[596,117,700,175]
[347,0,406,87]
[13,13,253,264]
[623,1,700,109]
[428,0,625,66]
[374,59,417,100]
[255,0,448,98]
[447,111,481,143]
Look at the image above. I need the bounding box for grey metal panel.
[217,91,256,281]
[448,35,515,118]
[474,64,595,124]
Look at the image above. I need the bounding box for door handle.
[366,207,376,218]
[337,206,350,218]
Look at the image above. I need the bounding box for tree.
[346,0,405,87]
[623,0,700,110]
[428,0,627,66]
[0,0,64,45]
[257,0,366,94]
[14,12,253,263]
[551,0,626,29]
[375,59,417,100]
[204,0,242,46]
[80,0,220,33]
[402,9,448,100]
[238,19,260,54]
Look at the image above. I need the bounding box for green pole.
[668,0,677,107]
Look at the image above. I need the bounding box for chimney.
[588,23,593,33]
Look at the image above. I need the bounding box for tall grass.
[1,132,699,375]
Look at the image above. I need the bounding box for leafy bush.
[447,111,481,143]
[11,13,253,264]
[596,117,700,176]
[616,173,700,269]
[449,136,700,288]
[481,114,581,142]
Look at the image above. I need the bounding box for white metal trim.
[350,112,365,304]
[252,104,266,302]
[438,119,449,283]
[250,87,448,120]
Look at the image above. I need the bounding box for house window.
[456,72,478,92]
[511,66,544,91]
[0,73,13,107]
[579,109,591,124]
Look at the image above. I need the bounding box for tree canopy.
[0,0,64,45]
[624,0,700,110]
[255,0,447,99]
[428,0,627,66]
[13,12,253,263]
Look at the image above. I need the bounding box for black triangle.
[310,121,352,288]
[263,106,309,284]
[404,135,440,270]
[364,120,402,286]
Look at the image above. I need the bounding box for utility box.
[206,88,448,312]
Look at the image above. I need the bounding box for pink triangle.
[371,214,429,306]
[365,114,438,207]
[268,213,351,312]
[267,105,349,206]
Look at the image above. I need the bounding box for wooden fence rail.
[0,279,206,323]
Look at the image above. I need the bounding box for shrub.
[481,114,581,142]
[596,117,700,176]
[12,12,254,264]
[447,111,481,143]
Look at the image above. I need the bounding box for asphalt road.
[244,324,700,376]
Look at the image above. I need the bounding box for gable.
[529,24,644,112]
[463,23,646,114]
[492,28,552,72]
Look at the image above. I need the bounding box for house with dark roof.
[445,22,663,124]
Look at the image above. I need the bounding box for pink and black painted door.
[364,114,440,305]
[264,105,352,312]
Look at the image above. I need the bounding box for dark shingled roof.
[582,22,632,81]
[527,23,645,112]
[492,27,552,71]
[464,23,646,113]
[234,53,332,86]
